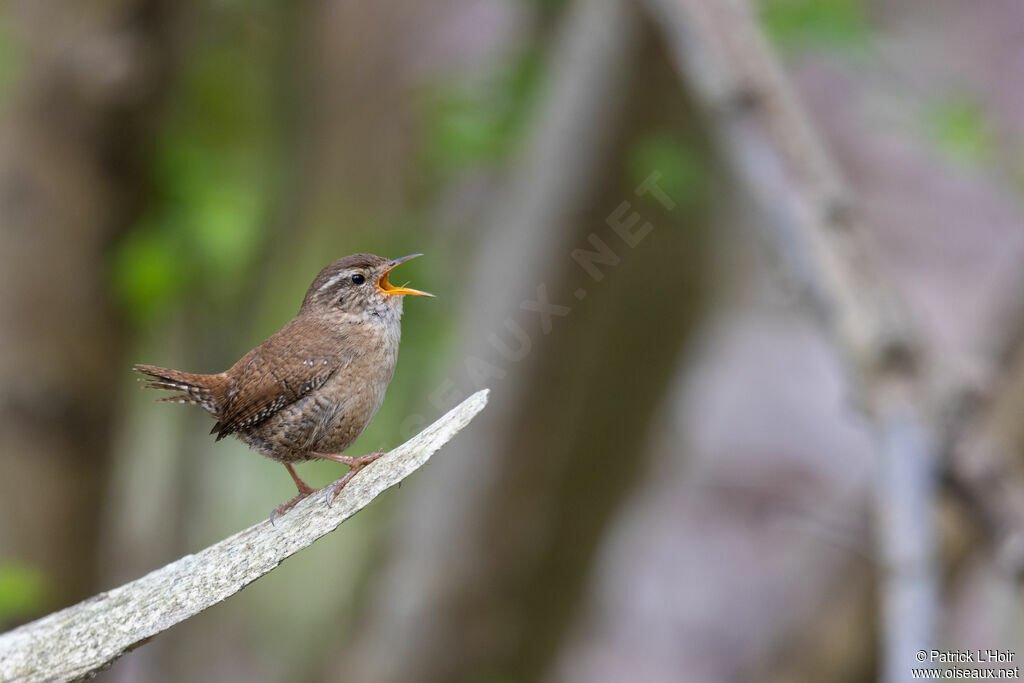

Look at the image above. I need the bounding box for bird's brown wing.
[211,318,350,440]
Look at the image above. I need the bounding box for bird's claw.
[323,471,354,508]
[269,486,314,525]
[321,451,383,508]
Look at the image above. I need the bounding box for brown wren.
[136,253,432,521]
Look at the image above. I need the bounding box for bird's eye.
[351,273,366,285]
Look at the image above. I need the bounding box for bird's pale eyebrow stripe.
[317,272,347,293]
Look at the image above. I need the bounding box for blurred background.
[2,0,1024,681]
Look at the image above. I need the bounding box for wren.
[136,253,433,521]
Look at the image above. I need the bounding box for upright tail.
[135,364,223,416]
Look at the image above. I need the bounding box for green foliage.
[420,50,543,173]
[628,132,707,210]
[111,226,185,322]
[925,95,994,166]
[111,3,283,324]
[760,0,871,49]
[0,563,46,621]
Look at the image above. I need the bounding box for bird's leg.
[311,451,385,506]
[269,463,317,525]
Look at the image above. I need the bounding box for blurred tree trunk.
[252,0,523,295]
[0,0,173,620]
[339,3,712,681]
[545,215,880,682]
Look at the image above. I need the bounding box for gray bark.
[0,390,488,683]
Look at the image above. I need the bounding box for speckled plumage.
[136,253,431,515]
[220,312,400,462]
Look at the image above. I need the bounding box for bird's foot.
[270,465,316,526]
[314,451,385,507]
[269,484,315,526]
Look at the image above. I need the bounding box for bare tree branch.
[643,1,938,680]
[0,390,489,683]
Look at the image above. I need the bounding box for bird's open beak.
[378,253,434,297]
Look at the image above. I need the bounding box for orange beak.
[378,253,434,297]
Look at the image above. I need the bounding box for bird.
[136,253,433,521]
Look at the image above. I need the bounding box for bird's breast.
[314,323,400,452]
[238,319,402,461]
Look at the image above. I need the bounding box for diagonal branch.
[643,1,938,680]
[0,389,489,683]
[648,0,1024,671]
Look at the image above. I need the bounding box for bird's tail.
[135,364,222,416]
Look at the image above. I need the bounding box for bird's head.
[301,253,433,322]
